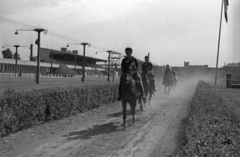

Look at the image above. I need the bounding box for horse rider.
[117,47,146,101]
[141,56,157,91]
[163,64,173,85]
[172,69,176,78]
[172,68,177,83]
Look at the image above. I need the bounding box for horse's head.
[121,72,139,101]
[121,72,135,93]
[122,73,132,84]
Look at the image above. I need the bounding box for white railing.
[0,72,120,79]
[0,73,83,79]
[0,73,119,79]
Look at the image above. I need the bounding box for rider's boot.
[152,79,157,91]
[139,85,146,102]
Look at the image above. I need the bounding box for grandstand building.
[0,47,113,76]
[223,62,240,79]
[0,57,54,74]
[39,47,108,76]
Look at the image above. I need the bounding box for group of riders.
[117,47,177,101]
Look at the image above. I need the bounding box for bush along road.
[172,81,240,157]
[1,80,198,157]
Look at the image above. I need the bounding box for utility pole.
[15,28,48,84]
[14,45,19,77]
[106,51,112,82]
[50,52,54,75]
[30,44,33,59]
[81,43,88,83]
[67,42,91,83]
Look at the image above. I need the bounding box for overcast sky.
[0,0,240,67]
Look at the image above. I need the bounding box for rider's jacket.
[163,67,173,80]
[121,56,139,74]
[164,67,172,75]
[142,62,153,74]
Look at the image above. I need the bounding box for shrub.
[172,80,240,156]
[0,84,118,137]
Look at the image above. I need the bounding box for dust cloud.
[145,73,215,110]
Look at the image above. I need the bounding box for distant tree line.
[2,49,21,60]
[1,49,38,61]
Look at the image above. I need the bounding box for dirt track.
[0,80,197,157]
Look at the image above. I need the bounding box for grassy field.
[217,87,240,118]
[208,79,240,117]
[0,77,120,93]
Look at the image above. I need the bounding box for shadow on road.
[62,122,118,140]
[107,109,143,118]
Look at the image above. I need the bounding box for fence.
[0,72,120,79]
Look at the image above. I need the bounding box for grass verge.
[170,80,240,157]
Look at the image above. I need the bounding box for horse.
[141,72,155,104]
[162,72,173,95]
[171,75,178,90]
[120,72,145,128]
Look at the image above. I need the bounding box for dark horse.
[141,72,155,104]
[121,73,145,128]
[163,72,173,95]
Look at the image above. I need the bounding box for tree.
[29,56,37,61]
[40,59,45,62]
[13,52,21,60]
[2,49,13,59]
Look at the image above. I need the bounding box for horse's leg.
[142,96,146,111]
[149,92,152,105]
[145,88,148,99]
[139,97,143,111]
[131,101,137,125]
[138,97,141,107]
[145,91,148,103]
[122,101,127,128]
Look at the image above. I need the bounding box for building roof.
[40,47,107,62]
[0,58,59,67]
[185,65,208,68]
[223,63,240,68]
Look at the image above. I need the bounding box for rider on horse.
[162,64,174,86]
[141,56,157,91]
[117,47,146,101]
[172,69,176,79]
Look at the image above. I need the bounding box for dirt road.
[0,80,197,157]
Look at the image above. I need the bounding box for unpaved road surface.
[0,80,197,157]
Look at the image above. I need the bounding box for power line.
[0,16,121,53]
[90,44,108,51]
[47,31,84,43]
[0,42,12,45]
[0,15,37,28]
